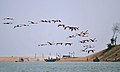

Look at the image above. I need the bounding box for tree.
[111,23,120,45]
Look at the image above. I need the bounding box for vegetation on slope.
[86,44,120,62]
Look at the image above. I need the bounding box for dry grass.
[86,44,120,62]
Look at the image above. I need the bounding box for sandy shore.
[0,56,92,62]
[0,56,44,62]
[59,57,89,62]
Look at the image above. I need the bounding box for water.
[0,62,120,72]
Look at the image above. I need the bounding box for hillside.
[86,44,120,62]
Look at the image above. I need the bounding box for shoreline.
[0,56,119,62]
[0,56,90,62]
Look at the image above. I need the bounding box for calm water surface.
[0,62,120,72]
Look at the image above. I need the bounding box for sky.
[0,0,120,57]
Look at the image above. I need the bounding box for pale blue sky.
[0,0,120,57]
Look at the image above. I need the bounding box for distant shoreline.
[0,44,120,62]
[0,56,119,62]
[0,56,90,62]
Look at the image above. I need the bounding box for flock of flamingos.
[2,17,97,54]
